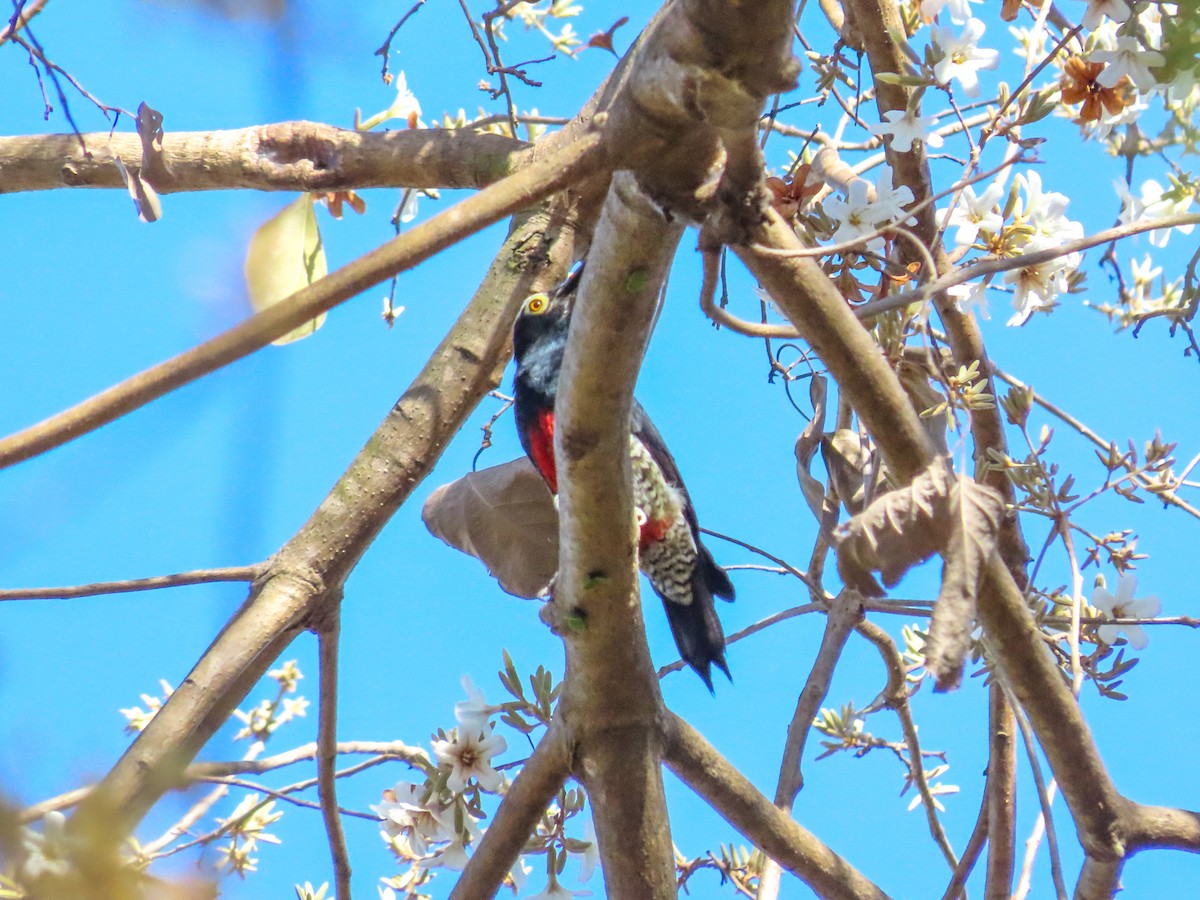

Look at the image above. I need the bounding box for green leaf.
[244,194,328,345]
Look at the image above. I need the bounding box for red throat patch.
[529,409,557,493]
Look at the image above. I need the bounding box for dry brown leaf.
[794,375,828,521]
[924,477,1004,690]
[422,457,559,599]
[833,462,1003,689]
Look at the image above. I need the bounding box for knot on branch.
[256,122,343,187]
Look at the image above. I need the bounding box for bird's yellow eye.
[524,292,549,315]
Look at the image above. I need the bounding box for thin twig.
[374,0,427,81]
[21,741,428,822]
[857,621,958,869]
[1007,685,1068,900]
[0,565,263,601]
[857,212,1200,319]
[0,0,48,45]
[316,608,352,899]
[203,775,378,820]
[657,604,823,678]
[991,366,1200,520]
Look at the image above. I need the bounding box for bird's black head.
[511,264,583,373]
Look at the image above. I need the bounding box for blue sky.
[2,1,1198,897]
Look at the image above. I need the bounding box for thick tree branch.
[737,211,1131,865]
[0,122,530,194]
[65,189,596,856]
[1126,803,1200,851]
[554,171,683,900]
[986,685,1017,899]
[665,713,891,900]
[0,131,605,470]
[448,723,571,900]
[774,591,863,807]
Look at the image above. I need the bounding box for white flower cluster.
[373,676,597,899]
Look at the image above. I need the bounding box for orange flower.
[1060,55,1132,123]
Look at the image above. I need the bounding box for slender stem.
[0,565,262,601]
[317,610,352,899]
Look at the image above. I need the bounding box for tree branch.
[0,0,49,46]
[0,565,263,601]
[553,171,682,899]
[0,122,530,194]
[65,185,597,856]
[757,592,863,900]
[664,713,891,900]
[0,131,605,471]
[738,209,1132,865]
[315,609,351,899]
[985,684,1017,899]
[775,591,862,806]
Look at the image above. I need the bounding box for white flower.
[1091,36,1164,92]
[1078,0,1131,31]
[1092,573,1161,649]
[508,856,533,890]
[21,812,71,881]
[869,108,944,153]
[453,675,492,733]
[823,168,915,252]
[357,71,424,131]
[371,782,454,856]
[947,282,990,319]
[527,878,592,899]
[1116,179,1196,248]
[421,835,472,870]
[1129,254,1162,310]
[1004,237,1078,326]
[1014,170,1082,244]
[432,725,508,792]
[939,180,1004,246]
[920,0,976,24]
[932,19,1000,98]
[569,818,600,883]
[1091,92,1148,140]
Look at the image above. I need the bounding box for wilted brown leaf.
[833,461,1004,689]
[422,458,559,599]
[794,375,829,521]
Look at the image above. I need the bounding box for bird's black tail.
[659,543,735,691]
